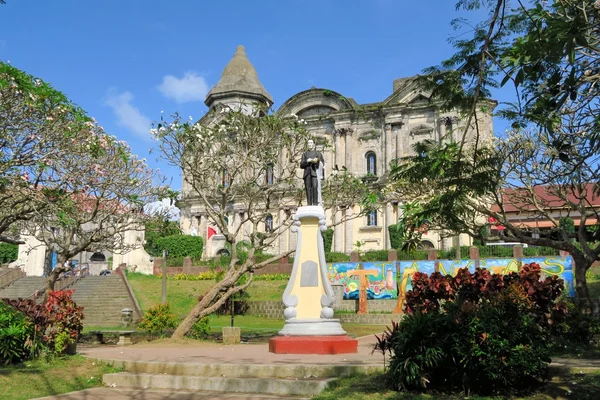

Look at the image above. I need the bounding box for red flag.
[207,226,217,240]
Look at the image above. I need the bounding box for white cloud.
[105,90,152,138]
[144,198,180,221]
[157,71,209,103]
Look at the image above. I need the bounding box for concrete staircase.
[71,275,137,327]
[0,276,46,299]
[101,360,371,398]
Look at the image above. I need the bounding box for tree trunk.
[172,267,253,339]
[172,292,215,339]
[45,254,68,297]
[573,255,593,312]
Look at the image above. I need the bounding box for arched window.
[265,214,273,232]
[366,152,377,176]
[222,169,230,188]
[367,211,377,226]
[90,252,106,262]
[265,164,274,186]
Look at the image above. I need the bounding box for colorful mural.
[328,256,575,300]
[327,262,398,300]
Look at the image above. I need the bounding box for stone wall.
[337,313,402,325]
[0,267,25,290]
[244,299,399,321]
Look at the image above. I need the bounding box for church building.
[178,45,495,257]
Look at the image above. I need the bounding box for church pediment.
[277,88,355,117]
[297,105,337,118]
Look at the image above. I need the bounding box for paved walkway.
[35,388,309,399]
[35,337,600,400]
[79,335,384,367]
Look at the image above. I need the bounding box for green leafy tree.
[390,0,600,308]
[0,62,95,245]
[144,219,181,257]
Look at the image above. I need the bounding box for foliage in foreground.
[137,303,178,337]
[375,263,565,395]
[1,290,84,364]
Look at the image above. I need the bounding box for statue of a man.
[300,139,324,206]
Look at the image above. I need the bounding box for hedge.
[0,243,18,264]
[325,252,350,262]
[362,250,389,262]
[155,235,204,259]
[322,228,333,253]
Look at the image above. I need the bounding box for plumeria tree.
[0,61,94,244]
[0,61,169,293]
[154,106,374,338]
[391,0,600,307]
[19,128,168,294]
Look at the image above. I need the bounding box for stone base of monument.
[269,335,358,354]
[269,319,358,354]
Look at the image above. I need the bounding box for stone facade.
[179,45,495,257]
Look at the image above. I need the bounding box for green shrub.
[322,229,333,252]
[379,263,565,395]
[138,303,178,337]
[155,235,203,259]
[0,243,18,264]
[44,290,84,355]
[144,220,181,257]
[187,316,211,339]
[396,250,429,260]
[362,250,389,262]
[0,303,35,364]
[325,252,350,262]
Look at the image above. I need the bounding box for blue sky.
[0,0,507,189]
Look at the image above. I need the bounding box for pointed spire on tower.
[205,45,273,108]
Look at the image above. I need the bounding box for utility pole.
[161,249,167,304]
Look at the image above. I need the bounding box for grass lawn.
[0,356,121,400]
[127,272,286,318]
[314,371,600,400]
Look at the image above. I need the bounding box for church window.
[367,211,377,226]
[366,152,377,176]
[222,169,230,188]
[265,214,273,232]
[265,164,274,186]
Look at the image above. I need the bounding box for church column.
[384,124,392,173]
[344,131,352,172]
[337,129,346,168]
[396,125,403,158]
[438,117,447,143]
[344,207,353,253]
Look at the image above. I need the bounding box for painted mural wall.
[327,262,397,300]
[328,256,575,300]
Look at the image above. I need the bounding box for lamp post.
[161,248,168,304]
